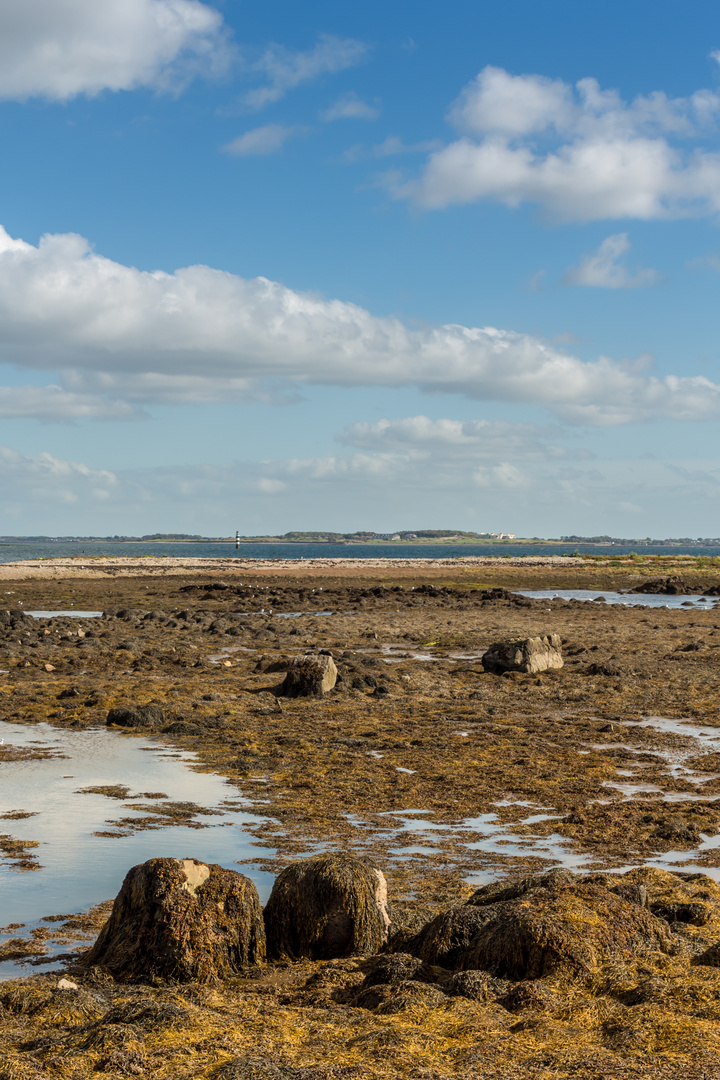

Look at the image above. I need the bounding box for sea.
[0,540,718,562]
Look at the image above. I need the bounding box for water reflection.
[516,589,719,609]
[0,720,275,978]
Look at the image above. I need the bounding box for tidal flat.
[3,555,720,1078]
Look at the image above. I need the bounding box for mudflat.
[3,555,720,1079]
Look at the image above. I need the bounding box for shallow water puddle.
[355,808,594,873]
[516,589,719,609]
[589,717,720,798]
[26,611,103,620]
[0,720,275,980]
[359,643,486,664]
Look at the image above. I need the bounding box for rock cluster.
[630,576,720,595]
[85,853,389,981]
[399,868,671,979]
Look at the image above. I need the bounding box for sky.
[1,0,720,537]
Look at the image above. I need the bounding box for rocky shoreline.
[3,556,720,1078]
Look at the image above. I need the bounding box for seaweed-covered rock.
[343,951,451,1011]
[482,634,563,675]
[400,905,492,970]
[630,576,695,595]
[401,870,672,980]
[106,704,166,729]
[213,1061,293,1080]
[446,969,508,1002]
[264,853,389,960]
[83,857,265,982]
[374,980,447,1014]
[693,942,720,968]
[652,902,709,926]
[278,654,337,698]
[162,721,202,736]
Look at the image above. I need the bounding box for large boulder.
[264,853,389,960]
[278,654,337,698]
[482,634,563,675]
[83,857,265,982]
[400,870,672,980]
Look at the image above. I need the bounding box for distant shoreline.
[0,537,715,548]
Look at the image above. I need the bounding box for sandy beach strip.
[0,554,587,579]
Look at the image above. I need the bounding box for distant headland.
[1,531,720,547]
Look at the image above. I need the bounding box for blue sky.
[0,0,720,536]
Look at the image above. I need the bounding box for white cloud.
[0,445,116,507]
[393,66,720,222]
[338,416,569,461]
[0,223,719,427]
[0,0,232,101]
[0,385,142,422]
[343,136,442,163]
[449,67,574,137]
[222,123,305,157]
[321,92,380,122]
[687,253,720,272]
[563,233,660,288]
[528,269,546,292]
[256,478,286,494]
[474,463,527,489]
[244,34,367,109]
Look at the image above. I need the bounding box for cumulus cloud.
[222,123,305,156]
[0,223,719,426]
[563,233,660,288]
[0,0,232,101]
[244,34,367,109]
[338,416,569,460]
[321,92,380,122]
[393,66,720,222]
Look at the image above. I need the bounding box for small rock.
[57,978,79,990]
[44,663,56,672]
[482,634,563,675]
[106,704,165,730]
[163,721,202,736]
[278,653,337,698]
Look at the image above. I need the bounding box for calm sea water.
[0,540,718,562]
